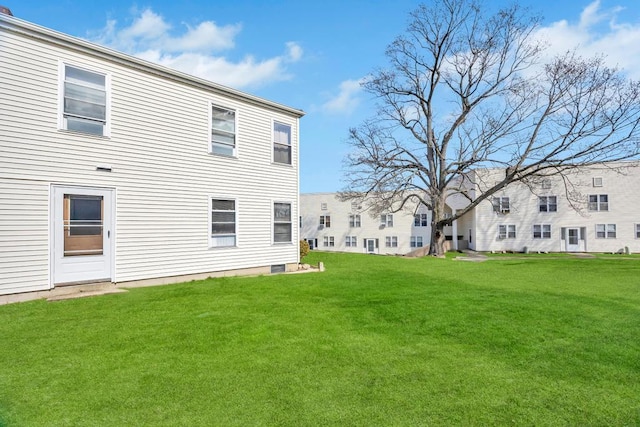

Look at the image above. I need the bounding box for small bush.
[299,240,310,259]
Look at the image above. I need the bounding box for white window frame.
[541,179,552,189]
[498,224,516,239]
[593,177,603,187]
[636,223,640,239]
[539,196,557,213]
[380,214,394,227]
[319,215,331,228]
[596,223,616,239]
[493,197,510,214]
[349,214,361,228]
[588,194,609,211]
[323,236,335,247]
[321,203,328,210]
[273,201,293,244]
[59,61,110,137]
[385,236,398,248]
[210,103,237,157]
[414,213,428,227]
[345,236,357,247]
[410,236,423,248]
[209,197,237,248]
[273,120,292,165]
[533,224,551,239]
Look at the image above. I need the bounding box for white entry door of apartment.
[365,238,377,254]
[52,186,114,285]
[565,228,581,252]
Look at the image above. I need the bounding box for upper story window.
[320,215,331,228]
[274,202,292,243]
[539,196,557,212]
[541,179,552,189]
[349,214,361,228]
[210,198,236,247]
[588,194,609,211]
[273,121,292,164]
[493,197,510,214]
[321,203,328,210]
[211,105,236,156]
[593,177,603,187]
[380,214,394,227]
[414,213,428,227]
[61,64,108,136]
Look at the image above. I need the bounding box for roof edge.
[0,13,305,118]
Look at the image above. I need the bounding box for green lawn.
[1,252,639,426]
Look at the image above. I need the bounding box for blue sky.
[12,1,640,192]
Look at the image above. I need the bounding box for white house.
[0,10,304,296]
[301,163,640,255]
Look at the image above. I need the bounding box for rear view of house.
[0,10,304,296]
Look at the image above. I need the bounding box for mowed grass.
[1,252,639,426]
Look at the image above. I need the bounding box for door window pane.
[63,195,103,256]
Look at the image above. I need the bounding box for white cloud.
[322,79,365,114]
[90,8,302,89]
[535,1,640,79]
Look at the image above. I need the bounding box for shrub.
[299,240,310,259]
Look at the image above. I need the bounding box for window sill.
[58,129,110,139]
[271,162,294,167]
[208,245,239,250]
[209,152,238,159]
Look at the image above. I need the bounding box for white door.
[365,239,376,254]
[52,186,114,285]
[566,228,580,252]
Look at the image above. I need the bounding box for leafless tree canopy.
[340,0,640,255]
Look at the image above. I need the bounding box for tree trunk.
[429,222,446,257]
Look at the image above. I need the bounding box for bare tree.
[340,0,640,256]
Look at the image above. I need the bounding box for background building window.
[588,194,609,211]
[539,196,557,212]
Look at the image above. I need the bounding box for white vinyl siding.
[60,63,109,136]
[210,105,237,157]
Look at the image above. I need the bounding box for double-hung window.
[533,224,551,239]
[539,196,557,212]
[493,197,510,214]
[498,224,516,239]
[414,213,428,227]
[410,236,423,248]
[211,105,236,156]
[385,236,398,247]
[596,224,616,239]
[636,224,640,239]
[588,194,609,211]
[323,236,335,247]
[62,64,108,136]
[320,215,331,227]
[345,236,357,247]
[273,202,292,243]
[210,199,236,247]
[349,214,361,227]
[380,214,394,227]
[273,121,292,164]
